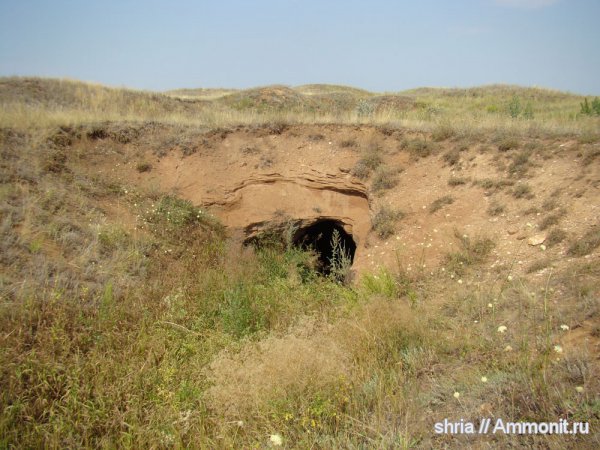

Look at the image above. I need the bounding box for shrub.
[372,206,405,238]
[568,226,600,256]
[444,231,495,275]
[351,151,383,179]
[580,98,600,116]
[539,209,565,231]
[487,201,505,216]
[498,138,519,152]
[429,195,454,213]
[448,176,468,186]
[136,162,152,173]
[443,149,461,166]
[339,139,357,148]
[371,166,401,192]
[402,138,437,158]
[431,124,455,141]
[546,228,567,247]
[508,150,532,176]
[512,183,533,199]
[508,95,521,118]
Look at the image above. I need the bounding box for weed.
[498,138,519,152]
[402,138,437,158]
[508,95,522,118]
[136,161,152,172]
[442,149,461,166]
[429,195,454,213]
[448,176,468,186]
[512,183,534,199]
[339,139,357,148]
[431,123,455,141]
[43,149,68,173]
[582,148,600,165]
[308,133,324,141]
[579,97,600,116]
[444,231,495,275]
[526,258,553,273]
[546,228,567,247]
[508,150,532,176]
[567,225,600,256]
[539,209,565,231]
[542,196,559,211]
[372,206,405,238]
[371,166,401,192]
[328,229,353,284]
[351,151,383,179]
[487,200,505,216]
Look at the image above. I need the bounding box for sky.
[1,0,599,94]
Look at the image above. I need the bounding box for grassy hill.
[0,77,599,448]
[2,77,597,136]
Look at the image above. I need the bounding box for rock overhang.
[202,170,371,269]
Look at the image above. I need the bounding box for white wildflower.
[269,434,283,446]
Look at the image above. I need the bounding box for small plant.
[402,138,437,158]
[444,231,495,275]
[429,195,454,213]
[579,97,600,116]
[448,176,468,186]
[539,209,566,231]
[443,149,461,166]
[526,258,553,274]
[356,99,375,118]
[546,228,567,247]
[498,138,519,152]
[371,166,401,192]
[431,123,455,141]
[372,206,405,238]
[328,229,353,284]
[567,225,600,256]
[487,200,505,216]
[522,102,534,119]
[508,150,532,176]
[512,183,533,199]
[508,95,522,118]
[351,151,383,179]
[339,139,357,148]
[136,162,152,173]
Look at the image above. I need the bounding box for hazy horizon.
[1,0,599,95]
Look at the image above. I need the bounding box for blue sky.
[1,0,599,94]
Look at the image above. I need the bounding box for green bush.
[580,98,600,116]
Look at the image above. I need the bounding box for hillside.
[0,77,599,448]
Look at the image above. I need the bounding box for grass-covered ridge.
[2,77,599,140]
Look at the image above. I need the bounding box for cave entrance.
[293,220,356,276]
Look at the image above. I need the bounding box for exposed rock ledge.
[202,170,371,250]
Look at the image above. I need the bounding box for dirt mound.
[77,122,600,283]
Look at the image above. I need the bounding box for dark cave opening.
[293,220,356,275]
